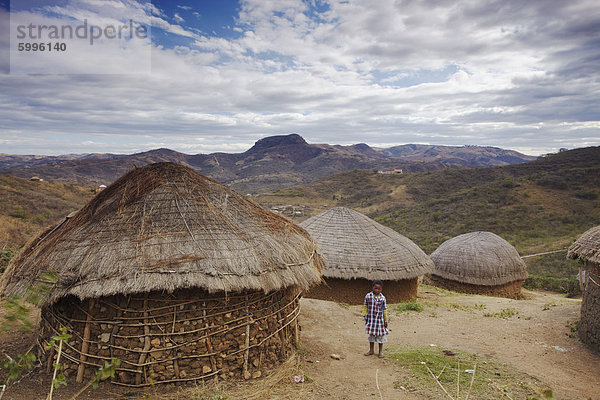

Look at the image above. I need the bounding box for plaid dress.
[364,292,388,337]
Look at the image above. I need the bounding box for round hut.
[0,162,323,387]
[567,225,600,353]
[299,207,433,304]
[429,231,528,299]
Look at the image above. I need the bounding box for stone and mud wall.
[579,262,600,353]
[426,275,523,299]
[40,288,300,386]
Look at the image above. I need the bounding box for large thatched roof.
[430,231,528,286]
[299,207,433,280]
[0,163,323,305]
[567,225,600,264]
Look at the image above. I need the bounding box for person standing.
[363,280,389,358]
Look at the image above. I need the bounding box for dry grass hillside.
[258,146,600,295]
[0,174,95,270]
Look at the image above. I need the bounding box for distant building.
[377,168,403,174]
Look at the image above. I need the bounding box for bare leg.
[378,343,384,358]
[365,342,374,356]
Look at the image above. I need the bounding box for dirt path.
[299,287,600,400]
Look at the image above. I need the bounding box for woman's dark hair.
[372,280,383,288]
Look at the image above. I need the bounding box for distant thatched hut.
[429,231,528,299]
[0,162,323,386]
[567,225,600,353]
[299,207,433,304]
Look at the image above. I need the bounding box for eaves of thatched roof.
[0,163,323,305]
[299,207,433,280]
[568,225,600,264]
[430,231,528,286]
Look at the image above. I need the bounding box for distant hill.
[0,134,535,192]
[379,144,536,166]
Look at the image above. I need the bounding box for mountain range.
[0,134,536,192]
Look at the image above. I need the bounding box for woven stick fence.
[40,288,301,387]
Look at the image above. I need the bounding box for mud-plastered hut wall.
[429,232,528,300]
[0,162,324,386]
[568,225,600,353]
[305,278,417,304]
[300,207,433,305]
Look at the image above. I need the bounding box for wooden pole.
[242,294,251,379]
[202,301,218,382]
[292,296,300,346]
[76,299,95,383]
[135,297,151,386]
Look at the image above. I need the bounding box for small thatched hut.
[0,162,323,386]
[429,231,528,299]
[567,225,600,353]
[299,207,433,304]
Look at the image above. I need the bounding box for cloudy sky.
[1,0,599,156]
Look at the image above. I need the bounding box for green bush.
[396,299,425,312]
[0,248,15,274]
[9,207,28,219]
[575,189,598,200]
[524,275,580,297]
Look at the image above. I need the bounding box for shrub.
[9,207,28,219]
[396,299,425,313]
[574,190,598,200]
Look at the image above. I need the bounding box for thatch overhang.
[430,231,528,286]
[567,225,600,264]
[299,207,433,280]
[0,163,323,306]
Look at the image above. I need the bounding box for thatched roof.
[0,163,323,305]
[430,231,528,286]
[567,225,600,264]
[299,207,433,280]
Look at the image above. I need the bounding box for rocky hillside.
[0,134,535,193]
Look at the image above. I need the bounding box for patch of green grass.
[0,248,15,274]
[484,308,519,319]
[387,345,548,400]
[395,299,425,313]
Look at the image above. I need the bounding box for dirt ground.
[298,287,600,400]
[1,287,599,399]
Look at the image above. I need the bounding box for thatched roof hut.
[299,207,433,303]
[1,162,324,386]
[429,231,528,299]
[567,225,600,353]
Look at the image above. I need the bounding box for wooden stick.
[243,294,251,379]
[276,309,286,359]
[135,297,151,385]
[202,301,218,382]
[76,299,95,383]
[456,359,460,400]
[436,364,447,380]
[47,337,64,400]
[426,364,455,400]
[375,368,383,400]
[465,364,477,400]
[292,295,300,346]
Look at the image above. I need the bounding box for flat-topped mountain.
[0,134,535,192]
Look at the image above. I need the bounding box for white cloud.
[0,0,599,155]
[173,12,184,24]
